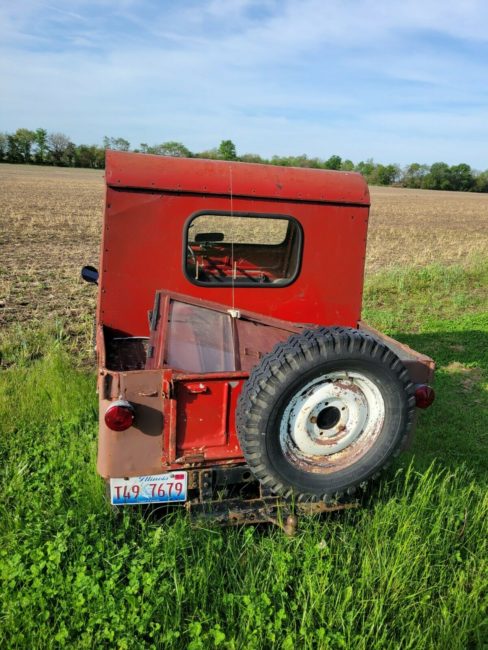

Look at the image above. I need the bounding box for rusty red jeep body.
[84,151,434,523]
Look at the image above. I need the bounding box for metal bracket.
[186,495,359,534]
[199,470,213,501]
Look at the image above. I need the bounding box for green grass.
[1,261,487,649]
[363,256,488,332]
[363,258,488,481]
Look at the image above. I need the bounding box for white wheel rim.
[279,371,385,467]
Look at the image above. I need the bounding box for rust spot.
[187,494,359,529]
[312,433,348,447]
[334,380,363,395]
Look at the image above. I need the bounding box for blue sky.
[1,0,487,167]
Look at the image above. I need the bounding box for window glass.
[185,213,301,286]
[165,301,235,372]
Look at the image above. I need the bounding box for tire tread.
[236,326,416,502]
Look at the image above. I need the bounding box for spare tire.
[236,327,416,502]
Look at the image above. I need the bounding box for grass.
[363,256,488,331]
[1,261,487,648]
[363,259,488,480]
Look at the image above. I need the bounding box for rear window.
[165,301,235,373]
[185,212,302,287]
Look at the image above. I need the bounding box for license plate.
[110,472,188,505]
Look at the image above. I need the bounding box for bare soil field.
[0,165,103,335]
[1,164,487,332]
[366,185,488,271]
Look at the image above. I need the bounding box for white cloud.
[0,0,487,166]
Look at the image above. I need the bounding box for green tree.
[270,155,291,166]
[7,128,36,163]
[92,146,105,168]
[218,140,237,160]
[474,170,488,192]
[33,128,48,163]
[47,132,74,166]
[355,159,376,182]
[324,155,342,170]
[299,155,321,168]
[74,144,105,168]
[144,144,162,155]
[449,163,474,192]
[372,163,400,186]
[401,163,430,188]
[240,153,266,163]
[422,162,451,190]
[197,148,220,160]
[290,154,315,168]
[271,154,319,168]
[0,133,8,161]
[341,159,355,172]
[157,141,192,157]
[103,136,130,151]
[7,135,22,163]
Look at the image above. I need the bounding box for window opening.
[185,213,301,287]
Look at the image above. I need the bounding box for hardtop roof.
[105,150,370,206]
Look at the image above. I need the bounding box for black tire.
[236,327,416,502]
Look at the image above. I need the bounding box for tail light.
[105,400,135,431]
[414,385,435,409]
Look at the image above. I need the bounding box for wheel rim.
[279,371,385,470]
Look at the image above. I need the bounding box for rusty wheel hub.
[279,371,385,461]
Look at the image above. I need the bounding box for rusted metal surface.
[92,153,435,523]
[186,496,359,531]
[184,466,359,531]
[278,370,386,475]
[97,369,165,478]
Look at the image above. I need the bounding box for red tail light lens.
[105,400,135,431]
[414,385,435,409]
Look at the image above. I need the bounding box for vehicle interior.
[185,213,302,285]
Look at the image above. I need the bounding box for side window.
[185,213,301,286]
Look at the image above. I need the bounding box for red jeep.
[82,151,435,525]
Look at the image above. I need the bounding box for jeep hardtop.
[82,151,434,526]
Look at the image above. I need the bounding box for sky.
[1,0,488,168]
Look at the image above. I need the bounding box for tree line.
[1,127,487,193]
